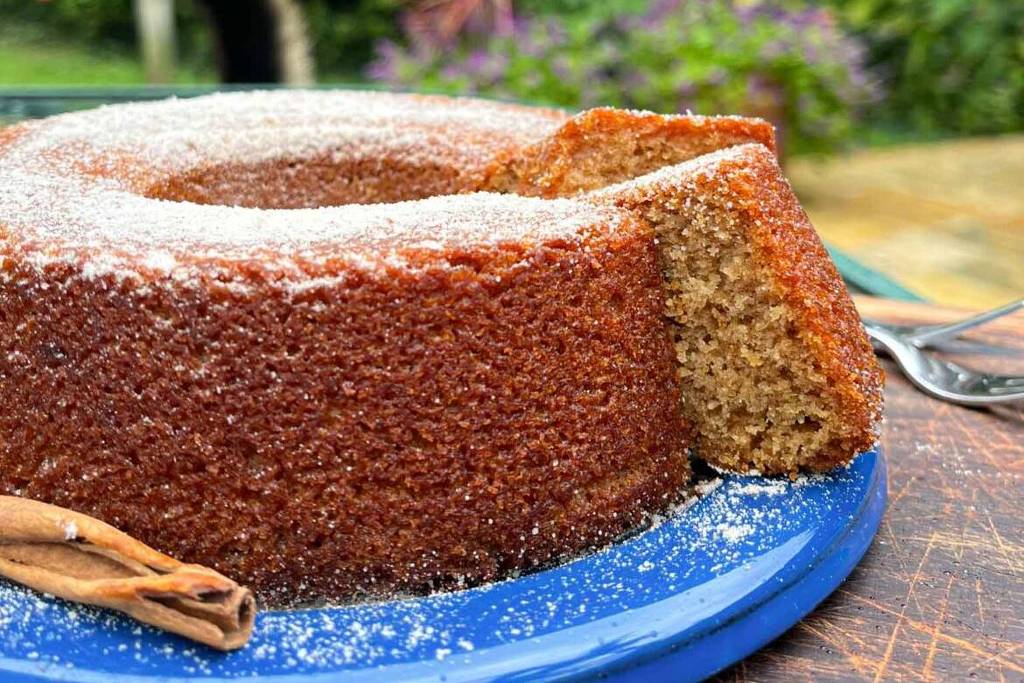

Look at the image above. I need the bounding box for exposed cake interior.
[476,109,882,471]
[584,146,881,474]
[143,110,876,475]
[612,175,858,472]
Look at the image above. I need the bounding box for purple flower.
[746,73,770,98]
[365,0,877,153]
[365,39,401,81]
[511,15,532,37]
[541,17,569,46]
[760,40,786,61]
[482,51,510,82]
[735,3,757,26]
[645,0,684,25]
[464,49,489,75]
[440,62,464,81]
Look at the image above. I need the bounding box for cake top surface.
[5,90,568,175]
[0,175,626,278]
[562,106,776,133]
[589,143,766,199]
[0,91,632,280]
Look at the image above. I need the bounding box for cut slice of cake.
[482,107,776,198]
[484,107,883,474]
[588,144,883,474]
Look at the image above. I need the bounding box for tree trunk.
[269,0,314,86]
[134,0,177,84]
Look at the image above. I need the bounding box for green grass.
[0,25,213,86]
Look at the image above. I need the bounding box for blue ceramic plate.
[0,448,885,682]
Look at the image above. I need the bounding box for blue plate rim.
[601,446,887,682]
[0,448,887,683]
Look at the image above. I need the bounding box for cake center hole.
[144,156,468,209]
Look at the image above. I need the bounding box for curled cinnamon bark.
[0,496,256,651]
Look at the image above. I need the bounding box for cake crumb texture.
[589,145,883,473]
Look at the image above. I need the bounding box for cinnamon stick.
[0,496,255,651]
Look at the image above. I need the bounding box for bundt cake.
[0,91,882,606]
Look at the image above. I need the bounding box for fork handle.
[904,299,1024,346]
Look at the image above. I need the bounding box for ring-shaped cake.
[0,91,882,606]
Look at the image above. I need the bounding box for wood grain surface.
[715,296,1024,682]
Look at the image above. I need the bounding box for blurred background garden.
[1,0,1022,307]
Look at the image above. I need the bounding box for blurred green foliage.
[0,0,137,46]
[0,27,210,85]
[2,0,1021,145]
[369,0,877,154]
[305,0,404,80]
[827,0,1024,136]
[0,0,404,83]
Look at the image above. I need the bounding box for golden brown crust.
[0,93,878,607]
[481,107,776,197]
[0,213,690,606]
[721,145,883,469]
[0,93,699,606]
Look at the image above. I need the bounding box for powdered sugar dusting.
[0,91,609,281]
[61,520,78,541]
[0,173,624,276]
[9,90,565,179]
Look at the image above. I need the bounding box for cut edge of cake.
[589,143,883,474]
[481,107,777,198]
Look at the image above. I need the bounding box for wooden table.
[714,297,1024,682]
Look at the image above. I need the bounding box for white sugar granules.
[61,520,78,541]
[0,90,634,281]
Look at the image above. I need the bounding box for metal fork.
[863,299,1024,406]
